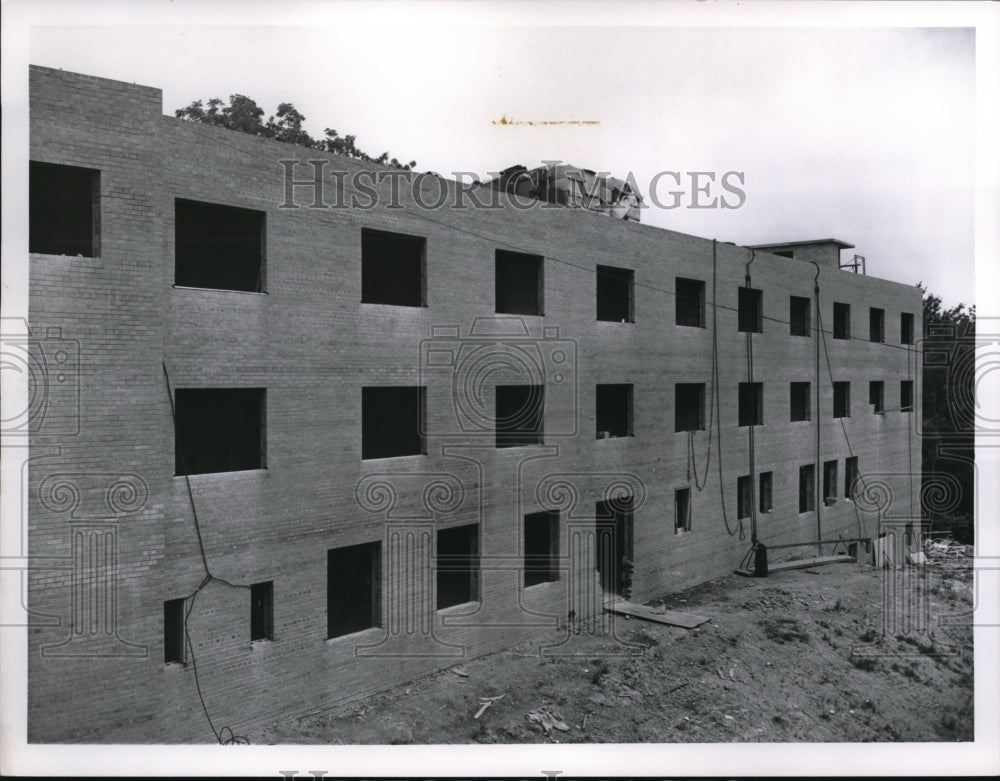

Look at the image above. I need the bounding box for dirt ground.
[249,552,974,744]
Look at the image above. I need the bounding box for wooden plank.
[605,600,710,628]
[873,536,895,568]
[734,554,854,577]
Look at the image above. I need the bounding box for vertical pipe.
[744,249,757,544]
[812,263,823,556]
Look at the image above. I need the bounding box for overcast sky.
[14,7,981,307]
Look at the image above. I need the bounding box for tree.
[175,94,416,170]
[918,283,976,542]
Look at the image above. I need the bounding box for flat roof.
[747,238,856,250]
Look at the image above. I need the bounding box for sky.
[10,4,982,308]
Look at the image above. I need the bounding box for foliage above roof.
[175,94,416,170]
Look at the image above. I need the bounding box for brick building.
[26,66,921,742]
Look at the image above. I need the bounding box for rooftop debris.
[489,163,644,221]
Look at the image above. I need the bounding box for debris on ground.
[907,551,928,565]
[248,562,973,744]
[526,707,570,733]
[605,599,710,628]
[924,537,973,559]
[473,695,505,719]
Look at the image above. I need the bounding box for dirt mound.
[248,558,974,744]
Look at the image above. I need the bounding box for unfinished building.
[25,66,921,742]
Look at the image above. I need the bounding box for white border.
[2,1,998,776]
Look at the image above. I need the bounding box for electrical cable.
[816,283,885,543]
[688,248,716,492]
[163,362,252,745]
[179,121,922,356]
[172,123,917,642]
[163,363,211,577]
[180,128,923,550]
[742,260,899,565]
[712,240,741,538]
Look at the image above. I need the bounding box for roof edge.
[747,238,856,250]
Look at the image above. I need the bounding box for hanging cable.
[687,244,717,493]
[180,124,922,361]
[816,280,871,542]
[163,362,251,745]
[714,240,741,538]
[164,362,211,577]
[686,429,691,483]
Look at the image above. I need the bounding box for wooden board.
[605,600,710,628]
[873,535,894,568]
[735,554,854,577]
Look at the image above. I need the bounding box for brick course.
[27,65,922,742]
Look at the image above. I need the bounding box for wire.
[688,261,716,491]
[163,363,211,577]
[712,240,741,539]
[177,123,919,612]
[687,430,708,491]
[179,120,920,355]
[163,361,252,745]
[183,584,216,741]
[410,202,919,352]
[817,292,876,542]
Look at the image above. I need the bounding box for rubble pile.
[923,537,973,560]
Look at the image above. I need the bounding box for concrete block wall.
[28,66,922,742]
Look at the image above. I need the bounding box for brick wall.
[28,66,922,742]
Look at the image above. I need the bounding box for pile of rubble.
[923,537,973,559]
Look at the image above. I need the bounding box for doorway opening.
[594,497,634,599]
